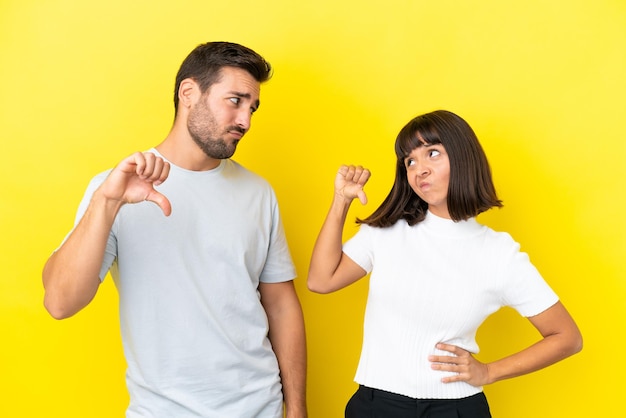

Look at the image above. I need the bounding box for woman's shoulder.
[481,225,523,254]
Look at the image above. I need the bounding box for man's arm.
[42,152,171,319]
[43,192,121,319]
[259,280,307,418]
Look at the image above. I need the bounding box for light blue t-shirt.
[75,151,296,417]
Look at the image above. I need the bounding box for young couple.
[43,41,581,418]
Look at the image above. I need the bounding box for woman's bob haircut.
[359,110,502,227]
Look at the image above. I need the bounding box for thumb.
[145,190,172,216]
[357,189,368,205]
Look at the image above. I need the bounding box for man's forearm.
[42,191,121,318]
[261,281,308,417]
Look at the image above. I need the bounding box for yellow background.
[1,0,624,416]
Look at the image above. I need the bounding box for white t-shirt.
[74,151,296,417]
[342,211,558,399]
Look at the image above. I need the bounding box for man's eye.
[229,97,240,105]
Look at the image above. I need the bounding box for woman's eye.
[405,159,415,167]
[429,149,441,158]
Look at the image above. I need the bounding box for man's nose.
[235,109,251,132]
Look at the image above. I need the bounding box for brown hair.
[173,41,272,112]
[359,110,502,227]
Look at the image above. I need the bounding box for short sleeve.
[342,224,375,274]
[498,237,559,317]
[258,189,296,283]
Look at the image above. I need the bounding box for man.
[43,42,307,418]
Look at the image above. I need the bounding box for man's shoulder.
[226,159,272,186]
[80,168,113,194]
[90,168,113,182]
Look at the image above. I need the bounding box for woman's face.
[404,140,451,219]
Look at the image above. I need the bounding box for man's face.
[187,66,261,159]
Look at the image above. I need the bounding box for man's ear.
[178,78,200,109]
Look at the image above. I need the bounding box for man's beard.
[191,133,238,160]
[187,100,244,160]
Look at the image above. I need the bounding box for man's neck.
[155,127,221,172]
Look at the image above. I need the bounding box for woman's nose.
[415,161,430,176]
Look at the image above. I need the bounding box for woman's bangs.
[396,133,419,158]
[395,123,441,159]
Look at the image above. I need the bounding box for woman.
[308,110,582,417]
